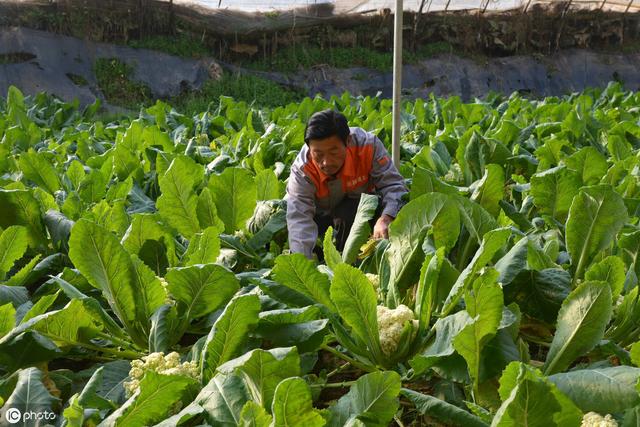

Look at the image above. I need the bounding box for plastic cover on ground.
[180,0,639,13]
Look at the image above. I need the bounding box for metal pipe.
[392,0,403,169]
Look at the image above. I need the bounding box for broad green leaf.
[217,347,300,409]
[148,304,180,353]
[441,227,511,316]
[410,311,473,376]
[122,214,178,267]
[549,366,640,413]
[496,361,582,426]
[247,205,287,251]
[0,303,16,337]
[402,388,488,427]
[323,226,342,271]
[492,365,561,427]
[566,184,628,280]
[271,377,325,427]
[208,167,257,233]
[0,330,62,370]
[79,169,109,204]
[585,256,625,300]
[451,193,498,244]
[201,295,261,382]
[195,372,249,426]
[530,165,581,221]
[131,254,167,328]
[410,167,462,200]
[157,157,201,238]
[544,281,613,375]
[76,366,118,411]
[165,264,239,321]
[494,236,529,286]
[0,285,29,307]
[414,248,449,337]
[342,194,378,265]
[20,291,59,324]
[63,393,85,427]
[239,401,272,427]
[50,276,128,342]
[272,254,336,311]
[196,187,226,231]
[453,269,503,391]
[68,219,145,345]
[18,149,61,194]
[0,226,28,280]
[1,368,59,421]
[0,189,46,248]
[90,200,130,236]
[184,226,222,266]
[43,210,74,252]
[386,193,460,296]
[470,164,505,217]
[328,371,401,427]
[503,268,570,323]
[255,170,280,201]
[255,312,328,354]
[330,264,383,363]
[565,146,608,186]
[102,371,198,427]
[142,125,173,151]
[30,299,103,348]
[631,341,640,367]
[65,160,85,192]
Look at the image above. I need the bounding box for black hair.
[304,109,350,145]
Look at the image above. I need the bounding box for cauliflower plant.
[124,352,199,397]
[377,305,418,356]
[581,412,618,427]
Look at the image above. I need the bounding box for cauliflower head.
[377,305,418,356]
[581,412,618,427]
[365,273,380,290]
[124,352,199,397]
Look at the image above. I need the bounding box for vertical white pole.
[392,0,403,169]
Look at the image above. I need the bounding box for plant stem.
[320,344,376,373]
[95,332,138,351]
[326,362,351,379]
[310,380,357,389]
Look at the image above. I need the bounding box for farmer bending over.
[285,109,408,260]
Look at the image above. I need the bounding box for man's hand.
[373,214,394,240]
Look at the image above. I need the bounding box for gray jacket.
[285,127,407,258]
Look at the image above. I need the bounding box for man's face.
[308,135,348,176]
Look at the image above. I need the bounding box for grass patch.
[93,55,301,114]
[94,58,152,109]
[66,73,88,87]
[0,52,37,64]
[171,72,304,115]
[241,42,458,72]
[128,34,211,58]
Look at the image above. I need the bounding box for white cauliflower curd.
[377,304,418,356]
[124,351,199,396]
[581,412,618,427]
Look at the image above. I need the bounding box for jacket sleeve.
[369,136,408,218]
[284,166,317,259]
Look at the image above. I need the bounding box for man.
[285,109,408,260]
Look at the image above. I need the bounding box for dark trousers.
[313,196,382,260]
